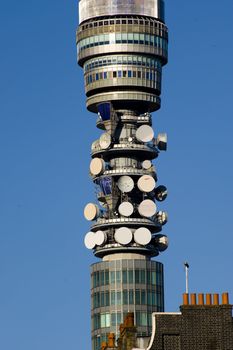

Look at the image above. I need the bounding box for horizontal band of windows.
[86,70,161,84]
[78,33,168,52]
[92,310,157,330]
[84,56,162,73]
[91,268,163,288]
[79,16,167,32]
[92,289,163,309]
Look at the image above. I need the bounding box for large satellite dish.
[99,132,111,149]
[114,227,133,245]
[118,202,134,217]
[95,230,107,246]
[136,125,154,143]
[134,227,152,245]
[90,158,105,176]
[142,160,152,170]
[137,175,156,193]
[84,231,96,250]
[84,203,100,221]
[138,199,157,218]
[117,176,134,193]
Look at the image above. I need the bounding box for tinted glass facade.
[91,259,164,350]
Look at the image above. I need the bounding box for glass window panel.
[135,270,140,284]
[123,71,127,78]
[110,271,115,284]
[118,71,122,78]
[111,313,116,326]
[128,270,133,283]
[147,291,152,306]
[105,291,110,306]
[105,270,109,285]
[133,33,139,43]
[136,311,140,325]
[100,313,106,328]
[117,291,121,305]
[129,290,134,304]
[152,291,156,305]
[106,313,110,327]
[128,70,132,78]
[116,271,121,283]
[111,291,116,305]
[139,34,144,44]
[147,271,151,284]
[122,33,127,43]
[104,72,107,79]
[135,290,140,304]
[128,33,133,43]
[96,272,99,286]
[123,290,128,305]
[123,270,127,283]
[113,71,117,78]
[152,271,156,285]
[141,312,147,326]
[117,313,122,325]
[96,73,99,81]
[141,290,146,305]
[133,71,136,78]
[101,292,105,307]
[116,33,121,43]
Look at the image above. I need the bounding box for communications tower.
[76,1,169,349]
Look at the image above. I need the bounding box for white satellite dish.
[99,132,111,149]
[117,176,134,193]
[134,227,152,245]
[84,203,100,221]
[154,234,169,251]
[136,125,154,143]
[118,202,134,217]
[138,199,157,218]
[137,175,156,193]
[114,227,133,245]
[84,231,96,249]
[90,158,105,176]
[142,160,152,170]
[95,230,107,246]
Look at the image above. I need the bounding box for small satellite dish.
[118,202,134,217]
[157,133,167,151]
[114,227,133,245]
[137,175,156,193]
[99,132,111,149]
[84,203,100,221]
[142,160,152,170]
[153,234,169,251]
[136,125,154,143]
[95,230,107,246]
[156,211,168,225]
[90,158,105,176]
[84,231,96,250]
[134,227,152,245]
[155,185,168,202]
[117,176,134,193]
[138,199,157,218]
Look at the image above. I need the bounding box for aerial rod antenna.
[184,262,189,294]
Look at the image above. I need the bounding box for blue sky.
[0,1,233,349]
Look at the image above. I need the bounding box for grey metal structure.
[76,1,168,349]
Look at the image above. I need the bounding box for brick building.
[101,292,233,350]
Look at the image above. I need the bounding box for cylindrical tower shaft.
[77,1,169,349]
